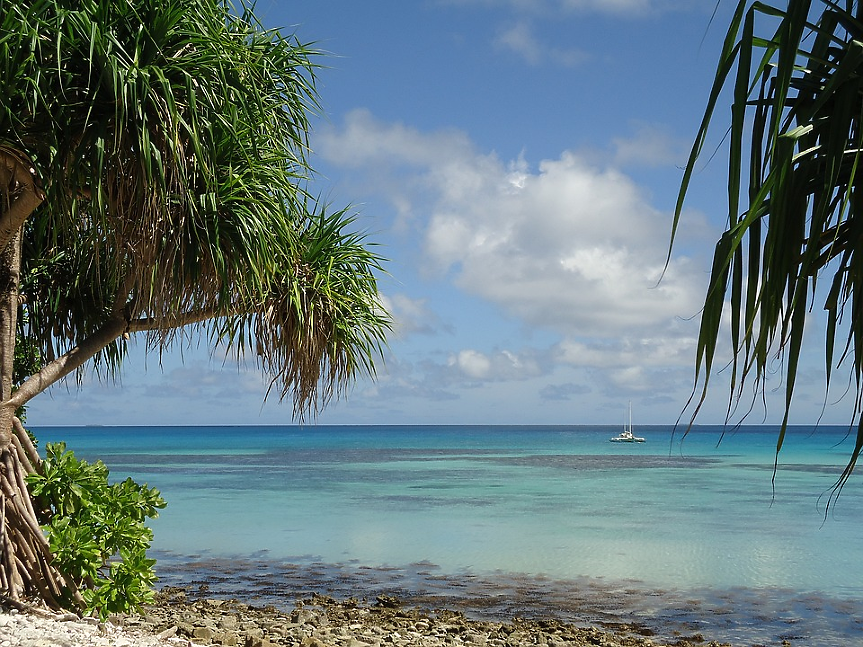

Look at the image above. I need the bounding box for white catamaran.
[609,402,645,443]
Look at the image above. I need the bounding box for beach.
[0,588,733,647]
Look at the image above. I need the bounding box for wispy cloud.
[448,348,543,381]
[611,121,691,168]
[381,293,453,338]
[493,21,588,67]
[440,0,657,16]
[556,0,653,14]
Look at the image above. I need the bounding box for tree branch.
[0,151,43,254]
[6,316,127,410]
[126,304,231,333]
[6,303,232,411]
[113,271,139,318]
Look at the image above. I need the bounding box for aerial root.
[0,431,81,611]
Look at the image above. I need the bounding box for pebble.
[0,590,734,647]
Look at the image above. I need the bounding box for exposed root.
[0,419,82,612]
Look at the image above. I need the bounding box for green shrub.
[26,442,166,618]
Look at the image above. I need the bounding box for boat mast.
[628,401,634,434]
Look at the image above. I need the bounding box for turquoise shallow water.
[32,424,863,645]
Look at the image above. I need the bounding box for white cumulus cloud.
[317,109,710,392]
[418,148,704,338]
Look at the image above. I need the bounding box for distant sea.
[32,424,863,646]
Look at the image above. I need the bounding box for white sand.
[0,609,193,647]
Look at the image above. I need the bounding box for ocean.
[32,424,863,646]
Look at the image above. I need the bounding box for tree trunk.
[0,153,82,610]
[0,227,21,445]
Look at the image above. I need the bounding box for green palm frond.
[675,0,863,484]
[219,202,391,419]
[2,0,391,415]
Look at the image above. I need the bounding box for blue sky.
[29,0,859,427]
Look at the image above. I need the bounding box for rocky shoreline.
[0,588,735,647]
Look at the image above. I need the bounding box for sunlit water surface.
[34,424,863,645]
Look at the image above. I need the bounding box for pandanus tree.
[674,0,863,486]
[0,0,389,611]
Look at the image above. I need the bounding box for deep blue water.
[31,424,863,646]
